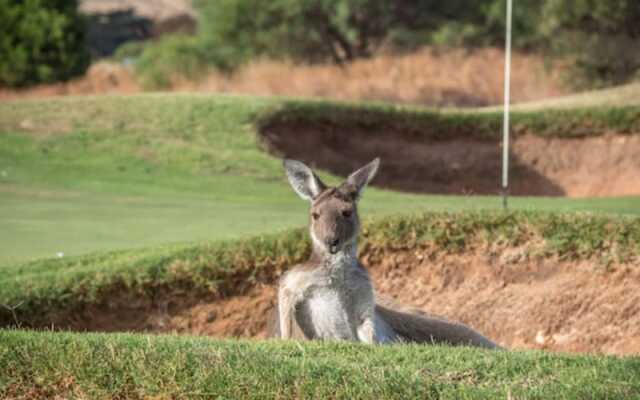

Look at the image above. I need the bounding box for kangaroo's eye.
[342,210,352,218]
[312,212,320,220]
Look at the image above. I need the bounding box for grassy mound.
[257,100,640,140]
[2,330,639,399]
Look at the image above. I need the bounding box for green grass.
[2,94,640,265]
[2,93,640,398]
[259,98,640,139]
[2,330,639,399]
[503,82,640,111]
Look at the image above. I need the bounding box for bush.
[112,41,146,63]
[540,0,640,88]
[194,0,542,63]
[131,34,213,90]
[195,0,396,64]
[0,0,89,87]
[192,0,640,89]
[425,0,543,50]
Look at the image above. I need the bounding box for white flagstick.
[502,0,513,210]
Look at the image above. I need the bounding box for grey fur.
[274,158,500,349]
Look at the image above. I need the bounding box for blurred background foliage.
[2,0,639,90]
[0,0,89,87]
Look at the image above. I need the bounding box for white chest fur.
[280,253,367,341]
[305,287,355,340]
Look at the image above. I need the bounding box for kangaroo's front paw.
[357,317,376,344]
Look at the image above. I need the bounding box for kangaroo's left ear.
[283,159,327,201]
[346,158,380,200]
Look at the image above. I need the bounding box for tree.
[0,0,89,87]
[540,0,640,87]
[196,0,396,65]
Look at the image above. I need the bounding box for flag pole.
[502,0,513,210]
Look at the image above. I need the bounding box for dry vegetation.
[0,47,566,107]
[194,47,565,107]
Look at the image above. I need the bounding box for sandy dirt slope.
[58,246,640,356]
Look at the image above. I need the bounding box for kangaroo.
[274,158,499,349]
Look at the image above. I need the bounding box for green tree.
[0,0,89,87]
[540,0,640,87]
[195,0,544,64]
[196,0,396,64]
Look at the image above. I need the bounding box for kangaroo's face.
[284,158,380,255]
[310,184,359,254]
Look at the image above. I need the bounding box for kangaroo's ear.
[346,158,380,200]
[283,159,327,201]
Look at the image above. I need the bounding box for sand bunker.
[259,122,640,197]
[54,247,640,356]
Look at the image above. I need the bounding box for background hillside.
[3,0,639,106]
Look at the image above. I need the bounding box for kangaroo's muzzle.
[328,238,340,254]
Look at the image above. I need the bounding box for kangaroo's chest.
[283,256,374,341]
[301,285,356,340]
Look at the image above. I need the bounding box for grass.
[258,98,640,139]
[2,92,640,398]
[504,82,640,111]
[2,330,639,399]
[2,94,640,265]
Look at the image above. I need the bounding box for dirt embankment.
[54,247,640,356]
[260,122,640,197]
[0,47,563,107]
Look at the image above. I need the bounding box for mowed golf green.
[2,93,639,266]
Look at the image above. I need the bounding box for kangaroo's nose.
[328,238,340,254]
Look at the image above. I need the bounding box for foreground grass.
[1,330,639,399]
[2,94,640,265]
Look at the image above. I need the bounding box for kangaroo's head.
[283,158,380,256]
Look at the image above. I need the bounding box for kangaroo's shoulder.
[279,260,323,292]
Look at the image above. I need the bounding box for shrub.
[112,41,146,63]
[540,0,640,88]
[194,0,542,63]
[195,0,396,64]
[0,0,89,87]
[131,34,211,90]
[192,0,640,89]
[425,0,543,50]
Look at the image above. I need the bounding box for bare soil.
[57,247,640,356]
[261,123,640,197]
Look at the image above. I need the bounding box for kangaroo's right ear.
[283,159,327,201]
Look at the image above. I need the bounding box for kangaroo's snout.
[328,238,340,254]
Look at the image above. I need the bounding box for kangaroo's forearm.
[278,291,294,339]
